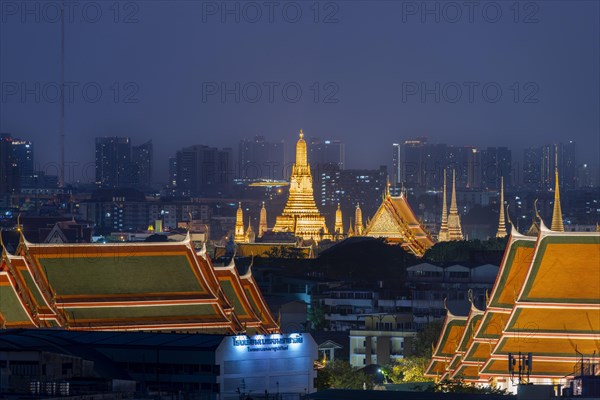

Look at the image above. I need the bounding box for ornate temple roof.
[426,224,600,382]
[363,190,435,257]
[425,308,468,380]
[0,232,279,334]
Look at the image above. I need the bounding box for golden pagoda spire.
[551,156,564,232]
[438,169,449,242]
[245,217,255,243]
[273,130,330,241]
[258,201,268,238]
[234,202,246,243]
[296,129,307,167]
[354,203,363,236]
[347,218,354,237]
[496,176,507,238]
[386,177,391,198]
[447,169,464,240]
[334,203,344,235]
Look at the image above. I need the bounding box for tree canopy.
[316,360,373,391]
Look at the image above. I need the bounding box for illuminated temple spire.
[334,203,344,235]
[245,217,255,243]
[347,218,354,237]
[234,202,246,243]
[447,169,464,241]
[272,130,329,241]
[496,176,507,238]
[354,204,364,236]
[551,159,564,232]
[438,169,449,242]
[258,202,268,238]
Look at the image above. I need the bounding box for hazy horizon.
[1,1,598,184]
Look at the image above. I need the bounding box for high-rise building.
[315,163,387,220]
[481,147,512,190]
[168,157,177,193]
[338,167,388,219]
[446,146,480,189]
[578,163,594,188]
[315,162,342,208]
[523,147,543,188]
[540,144,555,189]
[238,136,285,180]
[11,138,34,189]
[0,133,19,194]
[309,137,345,170]
[397,138,448,189]
[525,142,579,189]
[95,137,132,188]
[174,145,233,197]
[132,140,153,188]
[559,141,578,189]
[465,148,482,189]
[400,138,428,187]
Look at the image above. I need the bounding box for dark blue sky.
[1,0,598,183]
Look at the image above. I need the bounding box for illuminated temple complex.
[272,130,330,241]
[231,130,434,256]
[0,231,278,334]
[425,172,600,391]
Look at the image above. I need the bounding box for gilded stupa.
[334,204,344,235]
[234,202,246,243]
[258,201,268,238]
[551,156,564,232]
[496,176,507,238]
[446,169,464,241]
[273,130,330,241]
[354,204,364,235]
[438,170,449,241]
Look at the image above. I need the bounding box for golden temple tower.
[551,164,564,232]
[273,130,330,241]
[234,202,246,243]
[447,169,464,241]
[496,176,507,238]
[334,203,344,235]
[438,170,449,242]
[245,217,255,243]
[347,218,354,237]
[354,204,364,235]
[258,201,268,238]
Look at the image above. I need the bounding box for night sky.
[1,1,598,183]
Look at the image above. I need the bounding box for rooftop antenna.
[59,0,65,188]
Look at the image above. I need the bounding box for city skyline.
[1,2,598,184]
[2,130,598,188]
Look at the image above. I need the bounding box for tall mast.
[59,0,65,188]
